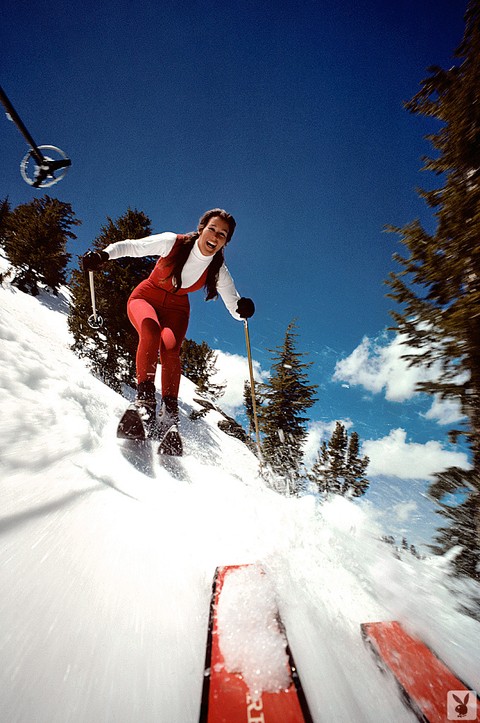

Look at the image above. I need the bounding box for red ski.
[362,620,479,722]
[199,565,313,723]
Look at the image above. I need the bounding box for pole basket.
[87,313,104,330]
[20,144,71,188]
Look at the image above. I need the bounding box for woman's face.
[197,216,230,256]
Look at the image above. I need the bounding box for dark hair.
[171,209,236,301]
[197,208,236,242]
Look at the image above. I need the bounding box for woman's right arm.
[104,232,177,259]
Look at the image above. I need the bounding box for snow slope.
[0,281,479,723]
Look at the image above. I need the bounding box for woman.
[82,208,254,448]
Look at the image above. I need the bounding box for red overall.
[127,235,207,398]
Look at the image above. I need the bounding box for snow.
[0,278,479,722]
[216,565,291,699]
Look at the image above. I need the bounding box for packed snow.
[0,277,479,723]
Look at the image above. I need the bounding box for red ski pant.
[127,279,190,399]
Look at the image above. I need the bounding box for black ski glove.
[82,250,109,272]
[236,297,255,319]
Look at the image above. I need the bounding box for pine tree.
[326,422,348,495]
[410,544,420,559]
[0,197,10,238]
[345,431,370,497]
[0,198,11,281]
[428,468,479,579]
[385,1,480,579]
[260,320,317,494]
[309,422,369,498]
[309,440,330,494]
[180,338,225,401]
[2,195,78,295]
[243,380,255,436]
[68,208,153,392]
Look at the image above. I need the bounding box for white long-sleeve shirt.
[104,232,242,320]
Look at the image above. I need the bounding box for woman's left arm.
[217,266,255,320]
[216,265,242,319]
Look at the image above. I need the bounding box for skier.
[82,208,255,453]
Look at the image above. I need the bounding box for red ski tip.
[199,565,313,723]
[362,620,480,723]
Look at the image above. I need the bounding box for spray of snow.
[217,565,291,699]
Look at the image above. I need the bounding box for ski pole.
[244,319,263,463]
[0,85,44,165]
[87,271,104,329]
[0,84,71,187]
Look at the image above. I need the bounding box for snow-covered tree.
[3,195,77,295]
[0,198,11,279]
[309,422,369,498]
[429,470,479,579]
[180,338,225,402]
[260,320,317,494]
[243,380,255,436]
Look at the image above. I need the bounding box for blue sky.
[1,0,471,544]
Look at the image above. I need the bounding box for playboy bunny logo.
[447,690,478,720]
[454,693,470,717]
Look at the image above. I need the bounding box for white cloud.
[333,333,468,425]
[422,395,466,426]
[362,428,470,479]
[211,350,269,417]
[333,333,433,402]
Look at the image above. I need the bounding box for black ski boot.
[135,381,158,436]
[157,396,183,456]
[117,381,157,440]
